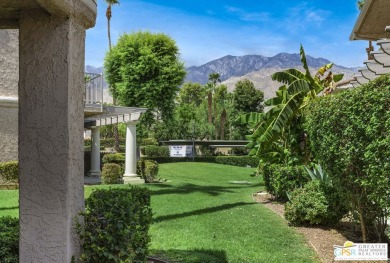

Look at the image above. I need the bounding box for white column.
[88,126,101,177]
[123,121,144,184]
[19,10,85,262]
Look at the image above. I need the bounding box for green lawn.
[0,162,318,262]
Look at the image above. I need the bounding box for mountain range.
[86,52,358,101]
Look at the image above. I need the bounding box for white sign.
[334,241,388,261]
[169,145,187,157]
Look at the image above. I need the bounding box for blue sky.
[86,0,368,68]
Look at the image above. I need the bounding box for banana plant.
[245,45,343,164]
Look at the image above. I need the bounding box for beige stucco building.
[0,1,145,261]
[0,29,18,162]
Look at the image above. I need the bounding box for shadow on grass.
[149,248,228,263]
[0,206,19,211]
[153,202,255,223]
[150,183,262,197]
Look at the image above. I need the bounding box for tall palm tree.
[105,0,120,150]
[106,0,120,50]
[207,73,220,124]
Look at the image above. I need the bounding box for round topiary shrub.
[284,180,347,226]
[0,161,19,184]
[101,163,122,184]
[143,160,159,183]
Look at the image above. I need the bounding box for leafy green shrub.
[137,160,159,183]
[143,145,169,157]
[140,138,158,146]
[0,216,19,263]
[262,164,308,201]
[305,75,390,241]
[141,156,217,164]
[102,153,125,165]
[78,187,152,262]
[0,161,18,184]
[285,180,347,226]
[215,156,260,167]
[101,163,122,184]
[141,156,259,168]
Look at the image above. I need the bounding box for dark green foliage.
[101,163,122,184]
[78,187,152,262]
[0,161,18,184]
[105,31,186,127]
[137,160,159,183]
[140,138,158,146]
[141,145,169,157]
[284,181,347,226]
[141,156,259,167]
[0,216,19,263]
[305,75,390,241]
[141,156,217,164]
[102,153,125,165]
[262,164,308,201]
[233,79,264,113]
[215,156,260,167]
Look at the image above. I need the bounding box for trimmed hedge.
[0,161,18,184]
[137,160,159,183]
[284,180,348,226]
[262,164,308,201]
[142,156,260,167]
[140,145,169,157]
[101,163,122,184]
[78,187,152,262]
[0,216,19,263]
[102,153,259,169]
[305,75,390,241]
[102,153,125,165]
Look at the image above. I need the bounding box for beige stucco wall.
[0,29,18,162]
[0,29,18,96]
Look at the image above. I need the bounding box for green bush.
[140,156,259,168]
[262,164,308,201]
[101,163,122,184]
[140,137,158,146]
[305,75,390,241]
[78,187,152,263]
[0,216,19,263]
[137,160,159,183]
[215,156,260,167]
[142,145,169,157]
[284,180,347,226]
[102,153,125,165]
[141,156,217,164]
[0,161,18,184]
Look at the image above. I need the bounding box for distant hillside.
[185,53,354,85]
[87,52,357,103]
[185,53,357,100]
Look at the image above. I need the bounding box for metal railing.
[84,72,103,112]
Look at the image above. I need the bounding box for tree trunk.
[358,204,368,242]
[220,108,226,140]
[208,92,212,123]
[107,4,120,151]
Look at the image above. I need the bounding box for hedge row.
[78,187,152,262]
[140,145,169,157]
[262,164,308,201]
[142,156,260,167]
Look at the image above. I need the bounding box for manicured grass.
[0,162,318,262]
